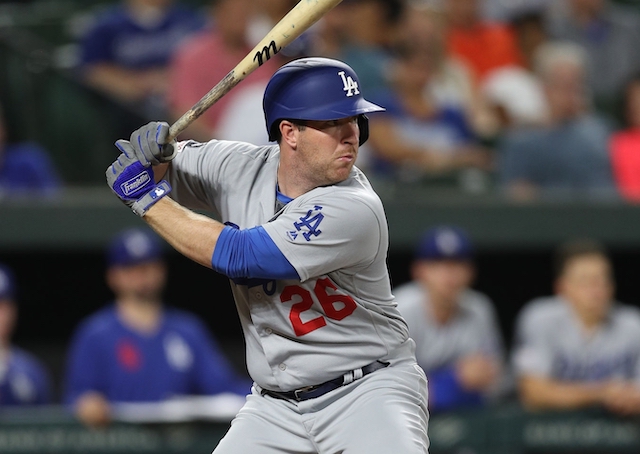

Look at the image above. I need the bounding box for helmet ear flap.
[358,114,369,146]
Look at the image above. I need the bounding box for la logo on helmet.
[338,71,359,97]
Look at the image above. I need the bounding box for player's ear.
[280,120,298,149]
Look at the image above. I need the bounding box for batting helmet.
[263,57,385,145]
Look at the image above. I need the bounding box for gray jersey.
[512,296,640,382]
[167,140,410,392]
[394,282,505,372]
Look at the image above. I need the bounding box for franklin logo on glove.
[121,172,151,196]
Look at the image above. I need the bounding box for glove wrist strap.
[131,180,172,217]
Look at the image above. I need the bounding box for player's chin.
[332,162,354,181]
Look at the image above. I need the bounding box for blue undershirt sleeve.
[211,225,300,280]
[427,366,484,412]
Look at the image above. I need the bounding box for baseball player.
[0,263,52,406]
[105,57,429,453]
[394,226,507,412]
[512,239,640,415]
[64,228,250,427]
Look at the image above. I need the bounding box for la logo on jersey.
[338,71,359,97]
[288,205,324,242]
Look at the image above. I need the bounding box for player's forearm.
[143,197,224,269]
[518,376,604,410]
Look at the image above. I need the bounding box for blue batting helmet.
[263,57,385,145]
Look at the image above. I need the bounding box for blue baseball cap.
[414,226,474,261]
[0,263,16,300]
[107,228,164,267]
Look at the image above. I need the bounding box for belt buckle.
[293,385,316,401]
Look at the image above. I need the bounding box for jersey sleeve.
[63,324,108,406]
[510,303,554,378]
[29,357,53,405]
[260,191,384,282]
[79,14,117,66]
[186,318,252,396]
[166,140,276,215]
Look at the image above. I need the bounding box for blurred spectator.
[311,1,352,58]
[367,42,492,183]
[610,73,640,202]
[445,0,525,84]
[0,103,61,198]
[395,2,498,141]
[481,0,555,22]
[248,0,312,61]
[333,0,404,94]
[512,239,640,416]
[216,0,304,145]
[78,0,205,119]
[0,264,53,406]
[480,8,549,131]
[547,0,640,112]
[394,226,507,413]
[498,41,616,200]
[64,228,249,428]
[168,0,280,141]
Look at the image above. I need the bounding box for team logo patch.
[289,205,324,242]
[338,71,359,97]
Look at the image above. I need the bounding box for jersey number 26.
[280,278,357,336]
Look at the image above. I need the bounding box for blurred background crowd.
[3,0,640,200]
[3,0,640,442]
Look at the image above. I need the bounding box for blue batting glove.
[106,141,171,216]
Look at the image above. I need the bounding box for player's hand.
[456,354,500,392]
[601,381,640,416]
[75,391,112,428]
[106,143,172,217]
[126,121,177,166]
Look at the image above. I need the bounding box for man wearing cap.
[63,228,250,427]
[394,226,507,412]
[104,57,429,452]
[0,263,53,406]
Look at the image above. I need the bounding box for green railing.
[1,404,639,454]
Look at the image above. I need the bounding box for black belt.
[261,360,390,402]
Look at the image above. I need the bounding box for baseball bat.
[166,0,344,143]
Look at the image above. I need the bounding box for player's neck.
[277,165,315,199]
[428,297,459,325]
[116,297,163,334]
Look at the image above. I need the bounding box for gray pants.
[212,359,429,453]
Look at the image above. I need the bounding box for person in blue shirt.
[0,263,53,406]
[64,227,250,427]
[498,41,617,200]
[78,0,206,118]
[0,105,61,198]
[366,42,492,182]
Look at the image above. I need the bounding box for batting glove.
[127,121,177,166]
[106,140,172,217]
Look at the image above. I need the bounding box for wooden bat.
[166,0,344,143]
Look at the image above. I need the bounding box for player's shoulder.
[459,289,497,318]
[393,282,423,307]
[178,139,279,163]
[610,303,640,330]
[9,346,48,375]
[300,167,383,213]
[517,296,567,326]
[162,307,210,337]
[88,5,131,30]
[73,305,120,339]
